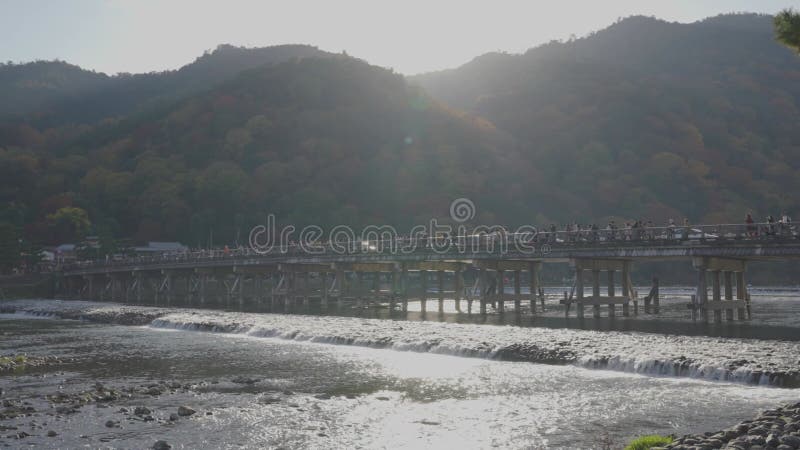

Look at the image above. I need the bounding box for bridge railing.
[62,222,796,272]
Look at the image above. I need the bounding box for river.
[1,291,799,449]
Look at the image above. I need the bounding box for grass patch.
[624,435,673,450]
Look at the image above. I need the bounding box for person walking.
[745,213,756,237]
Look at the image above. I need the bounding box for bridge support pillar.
[454,268,463,313]
[724,271,733,320]
[479,268,487,315]
[389,269,398,312]
[693,257,748,322]
[529,262,541,314]
[712,270,722,323]
[570,259,632,318]
[736,271,748,320]
[321,272,329,310]
[338,269,347,310]
[592,270,601,318]
[513,270,521,313]
[576,269,584,319]
[84,276,94,301]
[302,272,310,310]
[623,262,635,315]
[437,270,445,314]
[419,270,427,314]
[400,266,408,312]
[697,267,709,323]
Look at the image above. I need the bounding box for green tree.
[775,9,800,52]
[0,222,21,274]
[46,207,91,243]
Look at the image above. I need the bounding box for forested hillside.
[412,14,800,223]
[2,13,799,254]
[0,44,329,125]
[0,56,523,248]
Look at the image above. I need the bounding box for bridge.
[57,223,800,323]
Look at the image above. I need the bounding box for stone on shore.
[152,440,171,450]
[177,406,196,417]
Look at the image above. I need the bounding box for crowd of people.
[538,211,794,243]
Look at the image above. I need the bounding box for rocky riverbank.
[0,354,64,374]
[659,402,800,450]
[1,377,207,448]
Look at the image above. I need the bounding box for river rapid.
[1,296,799,448]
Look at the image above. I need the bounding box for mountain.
[0,44,330,126]
[3,13,800,251]
[412,14,800,223]
[0,55,525,245]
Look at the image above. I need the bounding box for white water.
[3,299,800,386]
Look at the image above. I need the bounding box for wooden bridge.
[57,223,800,323]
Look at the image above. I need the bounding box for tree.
[0,222,21,274]
[775,9,800,52]
[46,207,90,243]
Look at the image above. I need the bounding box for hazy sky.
[2,0,800,75]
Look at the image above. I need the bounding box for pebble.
[152,440,171,450]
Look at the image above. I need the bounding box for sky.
[2,0,800,75]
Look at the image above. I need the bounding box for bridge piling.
[400,266,408,312]
[592,270,601,318]
[576,270,584,319]
[479,268,487,315]
[724,271,733,320]
[454,269,462,312]
[608,270,616,317]
[529,262,540,314]
[736,272,747,320]
[420,270,428,314]
[712,270,722,323]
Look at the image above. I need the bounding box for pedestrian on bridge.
[746,213,756,237]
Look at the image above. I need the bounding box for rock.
[779,435,800,448]
[146,387,163,396]
[46,430,57,437]
[152,440,171,450]
[169,413,179,421]
[55,405,74,414]
[177,406,196,417]
[231,376,259,385]
[134,406,151,416]
[105,420,116,428]
[376,396,390,401]
[143,415,155,422]
[778,445,795,450]
[768,434,782,447]
[314,394,331,400]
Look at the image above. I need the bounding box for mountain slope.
[0,44,330,126]
[412,14,800,223]
[1,56,531,245]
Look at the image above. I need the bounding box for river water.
[1,292,799,449]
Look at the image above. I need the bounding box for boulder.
[177,406,196,417]
[152,440,171,450]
